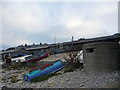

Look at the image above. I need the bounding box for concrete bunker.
[83,42,119,73]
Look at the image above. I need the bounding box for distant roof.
[25,45,49,50]
[2,49,17,54]
[2,33,120,53]
[75,33,120,44]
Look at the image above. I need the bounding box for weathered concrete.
[83,42,119,73]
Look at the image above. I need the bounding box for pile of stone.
[1,68,119,88]
[0,53,119,89]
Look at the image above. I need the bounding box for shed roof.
[25,45,49,50]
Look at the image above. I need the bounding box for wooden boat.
[25,52,49,62]
[24,60,64,82]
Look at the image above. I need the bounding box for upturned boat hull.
[24,60,64,82]
[25,53,49,62]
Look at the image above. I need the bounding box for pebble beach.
[0,53,119,89]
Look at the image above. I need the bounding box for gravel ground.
[1,67,119,88]
[0,53,120,89]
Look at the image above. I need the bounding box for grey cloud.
[1,2,118,49]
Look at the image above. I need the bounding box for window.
[86,48,95,53]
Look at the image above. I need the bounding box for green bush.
[6,66,12,70]
[63,66,75,73]
[2,71,5,73]
[11,77,19,83]
[5,65,21,70]
[30,72,61,83]
[2,78,7,81]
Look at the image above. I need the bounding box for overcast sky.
[0,0,119,50]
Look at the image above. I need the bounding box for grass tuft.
[11,76,19,83]
[63,66,75,73]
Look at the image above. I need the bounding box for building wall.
[83,42,119,73]
[119,39,120,70]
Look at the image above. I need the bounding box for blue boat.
[24,60,64,82]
